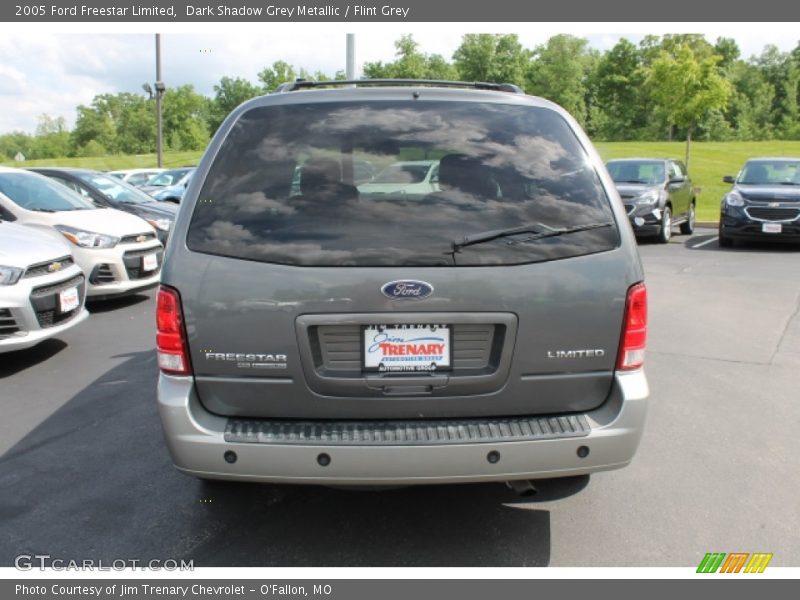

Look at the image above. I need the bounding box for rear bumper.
[157,370,648,485]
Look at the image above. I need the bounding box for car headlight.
[634,190,660,205]
[146,218,171,232]
[0,265,24,285]
[725,191,745,207]
[55,225,120,249]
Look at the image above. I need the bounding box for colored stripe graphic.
[720,553,749,573]
[697,553,726,573]
[697,552,773,573]
[744,553,773,573]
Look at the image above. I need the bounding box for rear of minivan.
[156,83,648,486]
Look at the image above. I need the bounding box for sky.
[1,23,798,134]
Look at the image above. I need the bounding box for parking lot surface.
[1,228,798,567]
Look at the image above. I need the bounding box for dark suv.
[719,157,800,247]
[156,80,649,490]
[607,158,696,243]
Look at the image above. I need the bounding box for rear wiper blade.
[506,222,614,245]
[452,221,613,252]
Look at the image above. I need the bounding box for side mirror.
[722,175,735,184]
[669,176,685,184]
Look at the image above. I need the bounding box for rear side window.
[188,100,618,267]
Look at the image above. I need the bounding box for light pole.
[154,34,164,168]
[142,34,165,167]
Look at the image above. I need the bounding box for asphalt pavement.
[1,228,798,567]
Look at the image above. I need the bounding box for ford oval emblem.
[381,280,434,300]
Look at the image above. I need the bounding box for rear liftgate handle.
[364,374,450,396]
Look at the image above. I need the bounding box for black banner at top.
[3,0,800,22]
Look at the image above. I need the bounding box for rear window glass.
[188,100,618,267]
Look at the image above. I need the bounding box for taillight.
[617,282,647,371]
[156,285,191,375]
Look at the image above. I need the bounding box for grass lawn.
[0,151,202,172]
[5,141,800,223]
[596,141,800,222]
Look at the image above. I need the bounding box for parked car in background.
[107,168,166,188]
[149,169,194,204]
[358,160,440,198]
[0,167,164,300]
[156,80,648,491]
[0,220,89,352]
[140,167,194,199]
[29,168,177,244]
[719,157,800,247]
[607,158,696,243]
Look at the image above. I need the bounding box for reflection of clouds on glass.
[189,100,617,267]
[311,108,448,136]
[226,192,296,216]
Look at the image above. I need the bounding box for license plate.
[363,324,451,372]
[142,253,158,271]
[762,223,782,233]
[58,287,79,313]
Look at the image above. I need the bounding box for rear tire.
[658,206,672,243]
[680,201,696,235]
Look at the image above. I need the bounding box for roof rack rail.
[272,79,524,94]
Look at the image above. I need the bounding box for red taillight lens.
[156,285,191,375]
[617,282,647,371]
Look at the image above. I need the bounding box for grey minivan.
[156,80,649,491]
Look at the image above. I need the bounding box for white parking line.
[691,236,719,249]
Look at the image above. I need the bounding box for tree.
[208,76,261,134]
[363,35,458,80]
[162,85,210,151]
[592,38,648,139]
[755,45,800,139]
[646,44,732,167]
[453,34,528,87]
[526,35,593,125]
[0,132,35,162]
[115,93,156,154]
[258,60,297,92]
[33,114,70,158]
[70,94,118,154]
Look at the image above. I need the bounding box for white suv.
[0,221,89,352]
[0,167,164,300]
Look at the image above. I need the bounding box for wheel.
[718,226,733,248]
[680,201,696,235]
[657,206,672,243]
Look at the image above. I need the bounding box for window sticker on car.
[363,324,452,372]
[58,287,79,313]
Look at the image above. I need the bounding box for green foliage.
[453,34,529,86]
[363,35,458,80]
[526,35,594,125]
[645,44,732,165]
[258,60,297,92]
[591,38,648,139]
[207,76,261,134]
[162,85,210,151]
[5,33,800,165]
